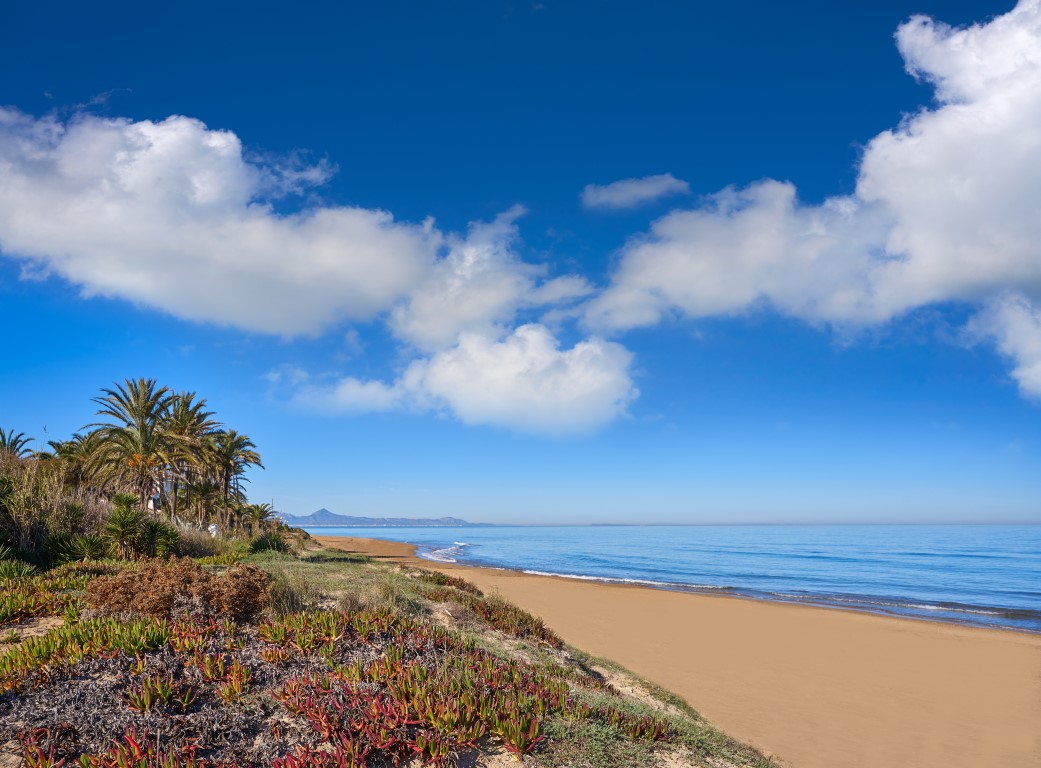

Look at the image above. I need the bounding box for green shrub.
[248,530,290,554]
[409,567,483,596]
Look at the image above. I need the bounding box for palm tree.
[245,502,275,535]
[164,391,222,521]
[88,378,174,511]
[48,432,103,489]
[211,430,263,531]
[184,478,222,528]
[0,428,33,459]
[1,378,270,557]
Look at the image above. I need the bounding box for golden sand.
[315,534,1041,768]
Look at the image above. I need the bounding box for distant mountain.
[282,508,487,527]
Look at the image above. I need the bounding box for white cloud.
[388,206,592,352]
[9,2,1041,429]
[588,0,1041,391]
[297,324,638,435]
[857,0,1041,317]
[306,377,403,412]
[894,4,1041,104]
[0,109,594,346]
[584,181,890,329]
[0,109,438,335]
[581,173,690,210]
[968,295,1041,399]
[528,275,594,305]
[0,107,630,434]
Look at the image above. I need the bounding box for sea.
[301,524,1041,633]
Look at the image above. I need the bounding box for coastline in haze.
[305,524,1041,633]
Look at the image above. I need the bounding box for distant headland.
[281,508,488,527]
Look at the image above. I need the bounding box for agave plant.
[71,534,107,561]
[139,518,180,557]
[102,494,146,560]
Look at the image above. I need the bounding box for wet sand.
[315,534,1041,768]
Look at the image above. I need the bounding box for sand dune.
[316,534,1041,768]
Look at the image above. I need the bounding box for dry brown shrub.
[85,557,271,621]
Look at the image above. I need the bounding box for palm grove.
[0,378,275,566]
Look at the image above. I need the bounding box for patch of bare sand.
[588,665,682,718]
[0,746,18,768]
[0,615,63,645]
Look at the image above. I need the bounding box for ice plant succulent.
[2,563,677,766]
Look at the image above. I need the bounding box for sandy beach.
[316,534,1041,768]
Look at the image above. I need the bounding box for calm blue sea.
[302,525,1041,633]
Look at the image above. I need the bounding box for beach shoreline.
[315,534,1041,768]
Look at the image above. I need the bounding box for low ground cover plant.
[415,578,564,648]
[0,551,772,768]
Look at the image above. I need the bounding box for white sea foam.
[773,593,1008,617]
[419,542,471,563]
[520,569,730,590]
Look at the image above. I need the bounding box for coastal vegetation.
[0,378,773,766]
[0,543,774,767]
[1,377,273,565]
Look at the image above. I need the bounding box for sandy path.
[315,535,1041,768]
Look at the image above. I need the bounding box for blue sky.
[2,0,1040,523]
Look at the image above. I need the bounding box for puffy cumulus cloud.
[389,206,593,351]
[968,295,1041,399]
[0,108,438,335]
[0,107,594,338]
[416,326,636,433]
[0,108,626,433]
[584,181,891,329]
[588,0,1041,394]
[858,0,1041,316]
[295,324,638,435]
[581,173,690,210]
[894,4,1041,104]
[305,376,405,413]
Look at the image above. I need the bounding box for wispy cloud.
[580,173,690,210]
